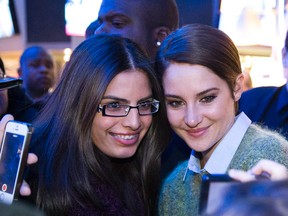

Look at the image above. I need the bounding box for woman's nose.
[122,108,141,130]
[184,105,201,127]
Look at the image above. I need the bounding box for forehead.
[104,69,151,96]
[163,63,227,93]
[23,48,52,63]
[99,0,143,19]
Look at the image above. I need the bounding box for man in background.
[17,46,56,101]
[239,31,288,139]
[7,46,56,122]
[87,0,179,59]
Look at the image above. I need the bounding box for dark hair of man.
[141,0,179,31]
[155,24,242,111]
[29,34,170,215]
[19,46,50,66]
[139,0,179,58]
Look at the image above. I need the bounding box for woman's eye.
[166,100,184,108]
[139,101,151,109]
[106,103,121,109]
[200,95,216,103]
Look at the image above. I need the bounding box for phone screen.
[0,132,25,195]
[199,174,240,215]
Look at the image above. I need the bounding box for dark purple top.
[68,175,145,215]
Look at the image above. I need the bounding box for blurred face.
[163,63,243,159]
[19,48,55,98]
[91,69,153,158]
[96,0,152,56]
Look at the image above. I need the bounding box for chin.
[112,148,138,159]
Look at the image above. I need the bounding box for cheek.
[91,115,114,143]
[166,109,181,128]
[142,116,153,131]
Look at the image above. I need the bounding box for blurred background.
[1,0,288,88]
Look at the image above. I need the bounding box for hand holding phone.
[0,120,33,205]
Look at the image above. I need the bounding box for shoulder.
[240,86,279,104]
[245,124,288,144]
[160,160,189,198]
[242,86,279,97]
[239,86,281,114]
[239,124,288,163]
[229,124,288,170]
[162,160,188,187]
[159,160,197,215]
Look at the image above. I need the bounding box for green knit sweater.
[158,124,288,216]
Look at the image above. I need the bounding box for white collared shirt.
[183,112,251,181]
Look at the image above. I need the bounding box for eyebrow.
[101,95,154,103]
[99,12,130,21]
[165,87,220,99]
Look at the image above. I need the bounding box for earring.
[156,41,161,46]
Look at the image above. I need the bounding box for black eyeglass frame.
[97,99,160,117]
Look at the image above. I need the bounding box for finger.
[27,153,38,165]
[19,180,31,196]
[228,169,256,182]
[251,159,288,180]
[0,114,14,130]
[0,114,14,143]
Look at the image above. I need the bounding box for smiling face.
[163,63,243,159]
[91,69,153,158]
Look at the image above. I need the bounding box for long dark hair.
[30,34,169,215]
[156,24,242,111]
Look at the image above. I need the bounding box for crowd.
[0,0,288,215]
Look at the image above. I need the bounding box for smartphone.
[0,120,33,205]
[0,77,23,90]
[199,174,239,215]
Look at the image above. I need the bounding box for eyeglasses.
[97,99,160,117]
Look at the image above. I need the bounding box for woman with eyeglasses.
[155,24,288,216]
[24,34,170,215]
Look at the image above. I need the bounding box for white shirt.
[183,112,251,181]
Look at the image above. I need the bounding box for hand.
[0,114,38,196]
[228,159,288,182]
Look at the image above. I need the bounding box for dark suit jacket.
[6,87,44,123]
[239,84,288,139]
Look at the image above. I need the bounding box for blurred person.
[155,24,288,216]
[88,0,179,59]
[6,46,56,122]
[17,46,56,101]
[239,31,288,139]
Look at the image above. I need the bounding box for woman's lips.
[186,126,209,138]
[110,133,140,145]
